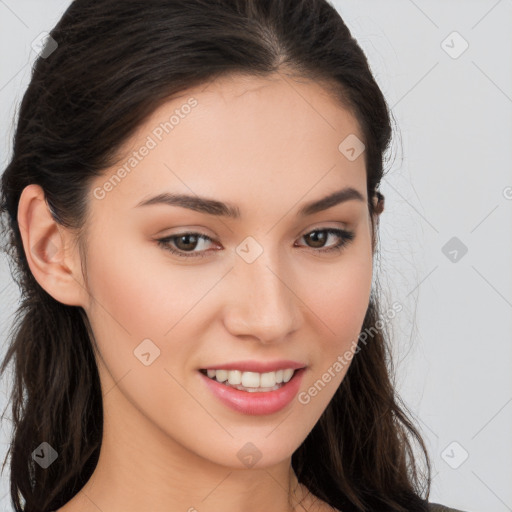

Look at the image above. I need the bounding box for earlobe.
[373,191,385,216]
[17,184,88,307]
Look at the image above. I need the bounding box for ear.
[17,184,89,307]
[372,191,384,216]
[370,191,384,253]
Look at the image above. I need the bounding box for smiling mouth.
[199,368,298,392]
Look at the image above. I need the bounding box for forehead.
[91,72,367,216]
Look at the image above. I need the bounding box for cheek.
[82,236,208,409]
[82,233,227,391]
[304,245,373,349]
[296,251,372,411]
[84,234,213,339]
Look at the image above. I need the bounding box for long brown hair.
[0,1,431,510]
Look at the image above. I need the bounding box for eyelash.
[156,227,355,259]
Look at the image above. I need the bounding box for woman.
[0,0,467,511]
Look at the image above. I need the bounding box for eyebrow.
[135,186,365,218]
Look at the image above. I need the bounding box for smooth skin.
[18,72,381,512]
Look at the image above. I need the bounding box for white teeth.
[204,368,298,388]
[227,370,242,385]
[260,372,276,388]
[282,369,294,383]
[241,371,260,388]
[215,369,228,382]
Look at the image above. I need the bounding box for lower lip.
[199,368,306,415]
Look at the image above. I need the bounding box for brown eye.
[156,232,216,258]
[174,234,201,251]
[298,228,355,253]
[304,230,328,248]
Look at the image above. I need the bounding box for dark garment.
[429,503,468,512]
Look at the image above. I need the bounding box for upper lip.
[200,360,306,373]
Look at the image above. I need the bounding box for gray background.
[1,1,511,511]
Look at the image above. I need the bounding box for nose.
[222,248,303,344]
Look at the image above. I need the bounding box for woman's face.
[80,73,375,469]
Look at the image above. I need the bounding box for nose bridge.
[224,242,301,342]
